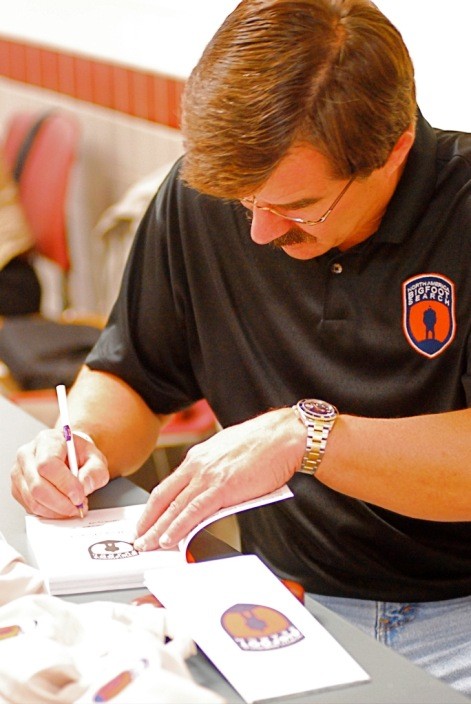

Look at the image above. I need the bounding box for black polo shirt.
[87,113,471,601]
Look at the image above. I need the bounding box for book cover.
[145,555,370,703]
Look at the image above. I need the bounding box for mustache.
[270,227,315,249]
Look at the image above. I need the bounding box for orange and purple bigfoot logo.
[402,274,455,358]
[221,603,304,651]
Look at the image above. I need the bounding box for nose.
[249,208,292,245]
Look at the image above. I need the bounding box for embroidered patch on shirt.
[402,274,456,358]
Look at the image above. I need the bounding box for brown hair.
[181,0,416,198]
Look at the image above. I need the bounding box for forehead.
[255,144,335,204]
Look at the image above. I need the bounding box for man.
[11,0,471,693]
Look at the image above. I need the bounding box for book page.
[179,484,293,552]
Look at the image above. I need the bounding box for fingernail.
[160,533,171,547]
[133,538,146,551]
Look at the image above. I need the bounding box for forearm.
[58,366,169,478]
[317,408,471,521]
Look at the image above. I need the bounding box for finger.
[135,470,191,537]
[35,446,86,512]
[11,464,83,519]
[160,485,223,548]
[34,430,110,510]
[135,485,222,551]
[15,432,85,517]
[73,438,110,496]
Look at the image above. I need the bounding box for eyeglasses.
[241,176,355,226]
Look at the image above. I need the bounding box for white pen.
[56,384,84,518]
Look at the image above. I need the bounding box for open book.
[25,486,292,595]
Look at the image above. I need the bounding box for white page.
[179,484,293,552]
[145,555,370,703]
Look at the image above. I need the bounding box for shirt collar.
[373,110,438,245]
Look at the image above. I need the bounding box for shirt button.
[330,262,343,274]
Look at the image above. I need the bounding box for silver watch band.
[292,401,337,476]
[299,416,331,474]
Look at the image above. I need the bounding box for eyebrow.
[253,195,323,212]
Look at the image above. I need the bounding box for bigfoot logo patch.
[402,274,455,358]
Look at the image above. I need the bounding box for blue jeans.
[310,593,471,696]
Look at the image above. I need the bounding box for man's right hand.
[11,428,110,518]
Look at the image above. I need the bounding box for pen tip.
[79,507,84,519]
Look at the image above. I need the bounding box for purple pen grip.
[63,425,72,442]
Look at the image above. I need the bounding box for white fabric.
[0,158,34,270]
[0,532,46,606]
[0,531,225,704]
[93,163,174,315]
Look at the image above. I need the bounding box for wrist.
[292,399,339,476]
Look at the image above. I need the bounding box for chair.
[3,110,77,301]
[0,110,102,397]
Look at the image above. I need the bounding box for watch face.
[299,399,338,420]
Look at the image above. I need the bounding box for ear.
[384,124,415,174]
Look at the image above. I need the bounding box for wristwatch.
[292,399,339,475]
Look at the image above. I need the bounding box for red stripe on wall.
[0,36,184,130]
[8,42,27,83]
[24,45,42,86]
